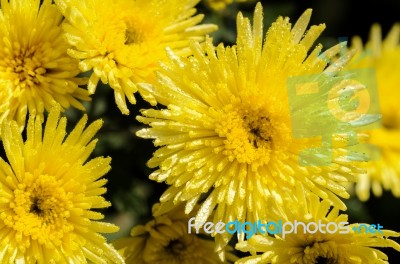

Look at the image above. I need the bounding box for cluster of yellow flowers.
[0,0,399,263]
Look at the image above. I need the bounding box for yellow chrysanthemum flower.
[0,107,123,263]
[113,203,237,263]
[136,3,375,258]
[0,0,90,129]
[348,24,400,201]
[236,190,400,263]
[56,0,217,115]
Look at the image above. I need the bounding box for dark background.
[63,0,400,261]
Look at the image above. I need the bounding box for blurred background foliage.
[63,0,400,260]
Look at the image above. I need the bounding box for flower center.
[3,43,47,90]
[124,18,151,45]
[302,241,340,264]
[165,239,186,254]
[244,115,272,148]
[125,28,145,45]
[144,231,202,263]
[2,172,74,248]
[315,256,336,264]
[215,101,291,169]
[30,197,44,216]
